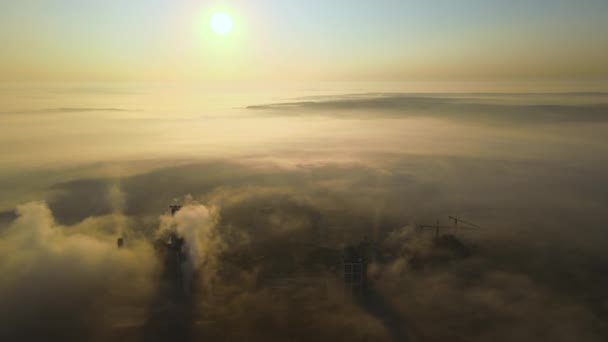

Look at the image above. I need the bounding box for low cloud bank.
[1,157,608,341]
[248,93,608,124]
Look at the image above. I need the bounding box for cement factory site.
[3,1,608,340]
[1,159,607,342]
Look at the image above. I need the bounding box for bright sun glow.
[211,13,233,34]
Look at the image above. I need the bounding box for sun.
[210,13,233,34]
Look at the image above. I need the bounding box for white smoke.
[107,182,128,237]
[158,202,223,291]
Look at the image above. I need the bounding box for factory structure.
[342,238,371,298]
[127,205,480,341]
[145,206,475,298]
[117,205,476,302]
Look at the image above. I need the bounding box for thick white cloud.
[0,202,158,341]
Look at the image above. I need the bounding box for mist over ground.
[1,84,607,341]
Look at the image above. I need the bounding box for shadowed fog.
[1,84,607,341]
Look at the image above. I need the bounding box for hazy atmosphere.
[1,1,607,342]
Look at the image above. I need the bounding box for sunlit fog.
[1,1,608,342]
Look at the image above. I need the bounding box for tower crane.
[419,217,480,239]
[448,216,480,229]
[417,220,453,239]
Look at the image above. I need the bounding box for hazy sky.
[2,3,608,340]
[1,0,607,82]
